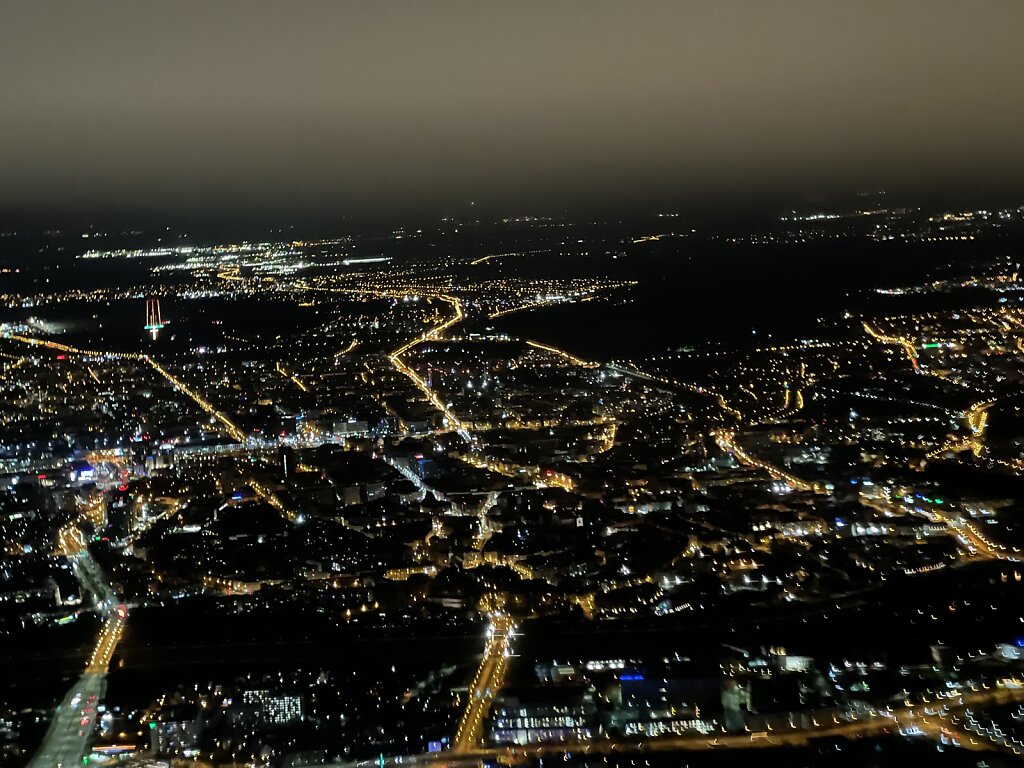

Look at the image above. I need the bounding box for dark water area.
[3,230,1010,364]
[0,621,96,722]
[105,637,480,711]
[487,240,1001,360]
[116,635,480,665]
[1,296,350,356]
[0,257,175,299]
[519,561,1024,669]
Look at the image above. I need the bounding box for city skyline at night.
[3,4,1024,768]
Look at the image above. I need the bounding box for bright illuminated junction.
[4,3,1024,768]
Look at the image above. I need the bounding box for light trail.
[489,300,553,319]
[144,357,249,443]
[926,399,995,460]
[461,454,575,491]
[470,249,551,266]
[714,430,822,494]
[335,338,359,359]
[524,339,598,368]
[216,267,243,281]
[387,292,474,443]
[2,332,136,359]
[608,363,742,421]
[247,478,296,522]
[863,320,919,371]
[342,256,392,266]
[275,361,310,392]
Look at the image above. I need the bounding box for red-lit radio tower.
[144,298,164,339]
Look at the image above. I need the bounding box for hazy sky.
[2,1,1023,216]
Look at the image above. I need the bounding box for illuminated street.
[453,611,515,752]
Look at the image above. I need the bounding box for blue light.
[619,674,644,681]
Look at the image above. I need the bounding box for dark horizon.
[3,1,1024,219]
[3,186,1023,238]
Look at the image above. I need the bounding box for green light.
[922,342,941,349]
[149,722,156,730]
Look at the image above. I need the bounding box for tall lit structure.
[144,298,164,339]
[279,445,295,481]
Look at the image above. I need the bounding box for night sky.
[2,1,1024,216]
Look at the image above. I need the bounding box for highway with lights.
[29,578,126,768]
[452,612,515,753]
